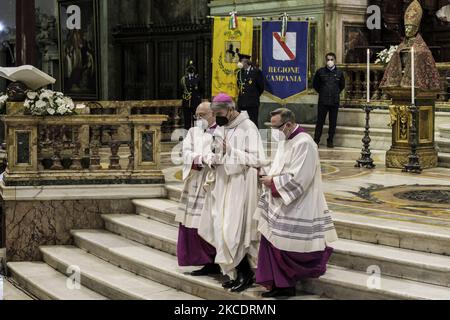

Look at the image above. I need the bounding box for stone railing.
[3,101,169,186]
[338,63,450,108]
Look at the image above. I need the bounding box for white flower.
[47,108,55,115]
[76,103,86,109]
[39,90,53,100]
[26,91,38,100]
[55,97,64,106]
[36,100,47,110]
[0,95,8,104]
[24,100,30,108]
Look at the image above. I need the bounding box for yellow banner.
[212,17,253,98]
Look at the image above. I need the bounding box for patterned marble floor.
[164,147,450,229]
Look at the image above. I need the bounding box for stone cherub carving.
[380,0,441,92]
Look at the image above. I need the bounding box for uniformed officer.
[236,53,264,127]
[312,52,345,148]
[181,60,203,130]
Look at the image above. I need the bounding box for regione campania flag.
[262,21,309,101]
[273,32,296,61]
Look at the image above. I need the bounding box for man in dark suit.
[236,53,264,127]
[313,52,346,148]
[181,60,203,130]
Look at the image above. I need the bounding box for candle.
[411,47,415,105]
[367,48,370,103]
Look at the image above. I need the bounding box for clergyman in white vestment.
[255,108,338,298]
[175,102,221,276]
[198,93,267,293]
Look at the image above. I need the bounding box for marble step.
[333,211,450,256]
[71,229,259,300]
[71,229,324,300]
[301,265,450,300]
[135,198,450,256]
[40,246,200,300]
[103,213,450,288]
[102,214,178,255]
[302,124,392,150]
[438,153,450,168]
[164,184,184,202]
[330,239,450,287]
[7,262,107,300]
[2,278,34,300]
[132,198,180,227]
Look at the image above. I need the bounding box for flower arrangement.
[0,93,9,115]
[24,89,76,116]
[375,45,398,65]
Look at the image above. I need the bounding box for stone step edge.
[40,245,198,300]
[132,198,450,244]
[104,213,450,280]
[7,262,107,300]
[70,229,264,301]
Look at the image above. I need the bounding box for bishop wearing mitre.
[380,0,441,92]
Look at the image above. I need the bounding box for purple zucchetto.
[211,93,235,110]
[213,93,233,103]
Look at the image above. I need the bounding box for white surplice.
[255,131,338,253]
[198,112,267,279]
[175,125,216,229]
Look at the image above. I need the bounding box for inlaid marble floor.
[164,147,450,228]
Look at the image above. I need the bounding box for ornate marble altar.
[380,0,441,169]
[1,100,169,261]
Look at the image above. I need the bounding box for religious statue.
[380,0,441,92]
[380,0,440,169]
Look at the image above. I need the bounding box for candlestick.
[367,48,370,103]
[411,47,415,105]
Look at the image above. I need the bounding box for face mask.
[195,119,209,130]
[327,60,335,69]
[216,116,229,127]
[237,62,244,69]
[216,109,231,127]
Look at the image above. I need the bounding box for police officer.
[236,53,264,127]
[313,52,345,148]
[181,60,203,130]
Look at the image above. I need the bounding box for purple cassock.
[177,225,216,267]
[256,125,333,289]
[177,123,218,267]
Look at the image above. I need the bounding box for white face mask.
[327,60,335,69]
[237,62,244,69]
[271,129,286,142]
[195,119,209,130]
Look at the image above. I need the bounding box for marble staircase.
[6,181,450,300]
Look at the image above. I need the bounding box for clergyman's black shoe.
[327,141,334,148]
[222,279,236,289]
[261,287,296,298]
[230,273,255,293]
[190,264,221,277]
